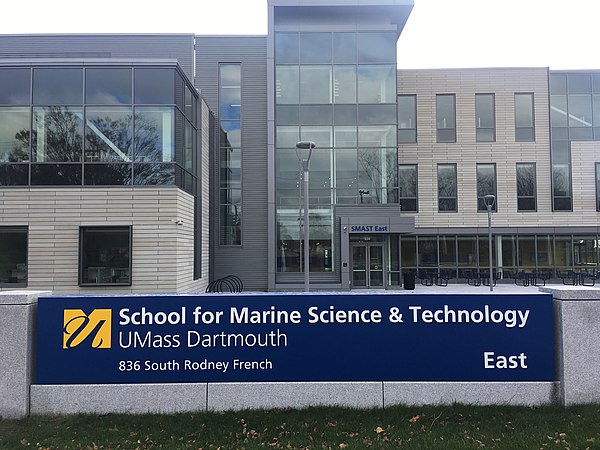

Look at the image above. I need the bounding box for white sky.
[2,0,598,70]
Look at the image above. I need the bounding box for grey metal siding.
[195,36,269,291]
[0,34,194,80]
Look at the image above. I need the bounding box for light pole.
[484,194,496,292]
[296,140,316,292]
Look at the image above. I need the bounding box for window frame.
[475,93,496,142]
[398,164,418,212]
[437,163,458,212]
[436,94,456,143]
[79,225,132,287]
[516,162,537,212]
[476,163,497,212]
[397,94,417,143]
[515,92,535,142]
[0,226,28,287]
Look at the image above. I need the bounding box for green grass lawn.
[1,404,599,449]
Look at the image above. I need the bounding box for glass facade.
[275,31,398,274]
[0,66,197,192]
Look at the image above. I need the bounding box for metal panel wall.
[195,36,269,291]
[0,34,194,80]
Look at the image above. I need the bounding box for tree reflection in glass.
[32,106,83,162]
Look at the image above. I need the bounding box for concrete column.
[541,286,600,406]
[0,290,50,418]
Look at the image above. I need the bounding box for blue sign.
[36,293,555,384]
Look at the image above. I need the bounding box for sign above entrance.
[36,293,554,384]
[350,225,389,233]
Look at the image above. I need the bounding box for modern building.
[1,0,600,293]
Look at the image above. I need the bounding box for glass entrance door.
[351,243,384,288]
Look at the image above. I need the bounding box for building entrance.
[351,243,385,288]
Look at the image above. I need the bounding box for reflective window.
[516,163,536,211]
[79,226,131,286]
[276,105,299,125]
[134,107,174,162]
[276,66,299,104]
[33,68,83,105]
[357,32,396,63]
[300,126,332,148]
[32,106,83,162]
[134,68,175,104]
[597,163,600,211]
[0,68,30,105]
[300,105,333,125]
[0,227,27,286]
[220,64,241,120]
[398,164,417,212]
[85,107,132,162]
[84,163,132,185]
[0,164,28,185]
[275,33,299,64]
[476,93,495,142]
[515,93,534,141]
[85,68,132,105]
[334,105,357,125]
[398,95,416,143]
[276,126,300,148]
[438,163,457,212]
[358,104,396,125]
[568,73,591,94]
[0,107,30,162]
[358,125,396,147]
[133,163,175,185]
[333,66,356,104]
[476,163,497,211]
[300,66,332,104]
[436,94,456,143]
[334,126,357,148]
[300,33,331,64]
[31,163,82,185]
[568,94,592,128]
[333,33,356,63]
[335,148,358,204]
[551,95,568,127]
[357,65,395,104]
[220,121,241,148]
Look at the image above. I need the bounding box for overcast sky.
[2,0,598,70]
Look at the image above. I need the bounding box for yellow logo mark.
[63,309,112,349]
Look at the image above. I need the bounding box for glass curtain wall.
[275,31,398,274]
[0,66,197,192]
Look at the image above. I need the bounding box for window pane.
[597,163,600,211]
[568,73,591,94]
[80,227,131,285]
[334,105,357,125]
[275,33,299,64]
[134,107,174,162]
[85,107,132,162]
[300,126,332,148]
[276,66,299,104]
[438,164,457,212]
[476,93,495,142]
[32,107,83,162]
[476,163,496,211]
[358,125,396,147]
[0,227,27,286]
[300,33,331,63]
[300,66,332,104]
[33,68,83,105]
[334,126,357,147]
[333,66,356,104]
[398,95,416,131]
[0,107,30,162]
[568,95,592,127]
[220,64,241,120]
[300,105,333,125]
[134,68,175,104]
[515,93,534,127]
[84,163,132,185]
[0,68,30,105]
[133,163,175,185]
[551,95,568,127]
[517,163,536,211]
[85,68,132,104]
[437,94,456,142]
[31,163,82,185]
[276,126,300,148]
[357,32,396,63]
[357,65,395,103]
[358,104,396,125]
[333,33,356,63]
[398,164,417,212]
[0,164,28,185]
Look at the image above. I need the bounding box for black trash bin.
[403,272,415,290]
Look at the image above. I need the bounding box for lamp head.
[295,140,316,150]
[483,194,496,208]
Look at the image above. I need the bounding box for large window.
[476,163,497,211]
[438,163,457,212]
[219,64,242,245]
[79,226,131,286]
[0,227,27,286]
[515,93,534,141]
[475,93,495,142]
[436,94,456,143]
[517,162,536,211]
[0,66,197,191]
[397,95,416,143]
[398,164,417,212]
[596,163,600,211]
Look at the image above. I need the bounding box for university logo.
[63,309,112,349]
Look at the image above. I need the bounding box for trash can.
[403,271,415,290]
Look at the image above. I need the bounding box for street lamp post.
[484,194,496,292]
[296,140,316,292]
